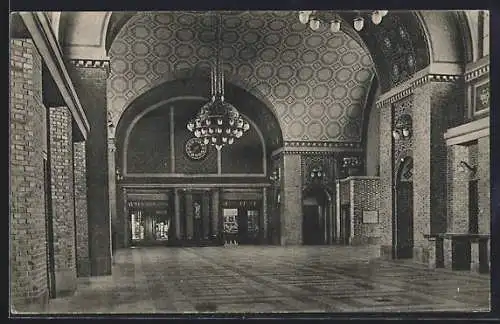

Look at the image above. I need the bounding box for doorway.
[302,187,331,245]
[129,199,173,246]
[393,156,414,259]
[340,204,351,245]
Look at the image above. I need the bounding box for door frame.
[302,185,333,245]
[393,156,414,259]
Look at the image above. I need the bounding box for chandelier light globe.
[299,11,310,24]
[371,11,383,25]
[309,18,321,31]
[353,16,364,31]
[330,19,341,32]
[379,10,389,17]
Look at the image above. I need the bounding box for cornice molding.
[376,69,462,109]
[19,12,90,140]
[465,63,490,83]
[272,142,363,157]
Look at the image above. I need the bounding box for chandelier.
[187,13,250,150]
[298,10,388,32]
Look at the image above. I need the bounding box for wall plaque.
[363,210,379,224]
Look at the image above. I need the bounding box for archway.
[302,186,332,245]
[393,156,414,259]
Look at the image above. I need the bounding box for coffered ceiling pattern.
[108,11,376,142]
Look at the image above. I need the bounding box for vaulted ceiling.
[55,10,472,145]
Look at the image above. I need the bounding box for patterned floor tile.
[42,246,490,314]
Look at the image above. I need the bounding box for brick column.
[377,102,393,256]
[10,38,48,312]
[68,60,111,276]
[425,237,437,269]
[49,106,77,296]
[447,144,469,232]
[413,80,462,261]
[185,192,194,240]
[211,189,220,239]
[73,141,90,277]
[477,136,490,234]
[280,153,302,245]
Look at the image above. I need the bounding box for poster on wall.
[223,208,239,234]
[363,211,379,224]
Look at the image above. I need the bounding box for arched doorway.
[393,156,414,259]
[302,186,332,245]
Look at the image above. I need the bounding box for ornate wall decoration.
[392,95,414,170]
[301,153,335,188]
[108,11,376,143]
[357,12,429,92]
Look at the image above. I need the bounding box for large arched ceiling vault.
[107,11,376,143]
[57,10,473,143]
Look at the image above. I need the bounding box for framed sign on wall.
[363,210,379,224]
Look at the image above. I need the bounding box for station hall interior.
[9,10,493,314]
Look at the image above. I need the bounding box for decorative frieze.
[67,59,110,69]
[284,141,361,148]
[465,64,490,83]
[376,73,462,108]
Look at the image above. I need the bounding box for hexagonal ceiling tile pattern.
[108,11,376,142]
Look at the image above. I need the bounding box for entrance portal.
[393,156,414,259]
[302,187,331,245]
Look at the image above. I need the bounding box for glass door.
[129,200,171,246]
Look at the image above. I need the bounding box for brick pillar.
[185,192,194,240]
[443,237,453,269]
[211,189,220,239]
[68,60,111,276]
[426,237,437,269]
[470,241,480,273]
[413,80,462,261]
[377,102,393,256]
[49,106,77,296]
[280,153,302,245]
[73,141,90,277]
[477,136,490,234]
[10,38,49,312]
[447,144,469,232]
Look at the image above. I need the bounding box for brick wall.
[477,136,490,233]
[378,103,393,255]
[351,178,381,245]
[68,63,111,276]
[447,144,469,232]
[73,141,90,277]
[280,154,302,245]
[49,106,77,296]
[10,38,48,312]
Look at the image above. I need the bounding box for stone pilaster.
[67,59,111,276]
[211,189,220,239]
[185,192,194,240]
[280,153,302,245]
[174,189,181,241]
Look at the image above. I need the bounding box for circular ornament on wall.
[185,137,208,160]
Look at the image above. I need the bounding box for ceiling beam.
[19,11,90,140]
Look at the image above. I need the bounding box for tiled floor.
[44,245,490,314]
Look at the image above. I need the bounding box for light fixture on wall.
[392,114,412,140]
[186,13,250,151]
[342,156,361,168]
[269,168,280,182]
[459,161,476,173]
[298,10,388,33]
[116,168,124,181]
[310,166,325,181]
